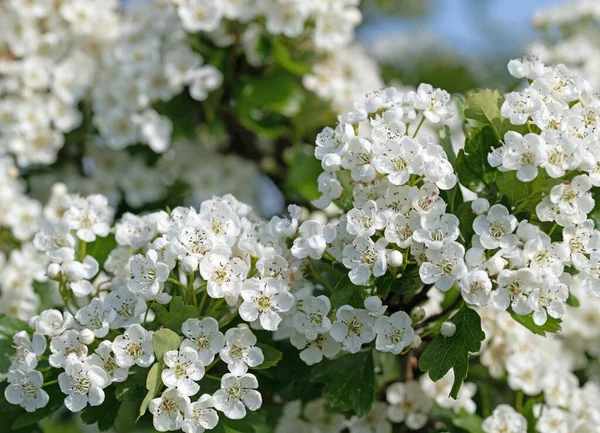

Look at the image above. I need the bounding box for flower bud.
[387,250,403,267]
[441,321,456,338]
[471,198,490,215]
[410,306,425,324]
[486,255,506,275]
[410,334,422,349]
[47,263,61,279]
[79,329,95,345]
[180,256,198,274]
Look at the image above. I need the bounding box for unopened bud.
[410,306,425,324]
[47,263,61,279]
[441,321,456,338]
[471,198,490,215]
[410,334,422,349]
[79,329,95,345]
[387,250,403,267]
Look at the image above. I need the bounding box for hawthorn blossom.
[112,324,155,368]
[162,348,205,397]
[213,373,262,420]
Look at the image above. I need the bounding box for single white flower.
[49,330,88,368]
[181,317,225,366]
[374,311,414,354]
[329,306,375,354]
[182,394,219,433]
[162,348,205,397]
[293,295,332,340]
[58,358,109,412]
[149,388,191,432]
[213,373,262,420]
[112,324,155,368]
[482,404,527,433]
[220,325,264,375]
[128,250,170,300]
[88,341,128,384]
[4,368,48,412]
[239,278,294,331]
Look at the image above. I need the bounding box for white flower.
[408,83,453,124]
[10,331,46,371]
[290,332,341,365]
[293,295,332,340]
[459,270,493,306]
[182,394,219,433]
[33,309,74,336]
[177,0,223,33]
[58,358,109,412]
[33,219,75,261]
[536,407,570,433]
[384,211,421,249]
[420,371,477,415]
[63,255,99,297]
[149,388,191,432]
[501,90,543,125]
[346,200,388,237]
[220,325,264,375]
[413,214,460,250]
[5,368,48,412]
[494,268,538,314]
[330,306,375,353]
[374,311,414,354]
[543,175,595,226]
[213,373,262,420]
[386,381,431,429]
[49,330,88,368]
[88,341,128,384]
[527,277,568,325]
[106,287,147,329]
[371,136,422,185]
[506,353,545,395]
[496,131,547,182]
[75,298,115,338]
[291,220,337,260]
[419,241,467,292]
[523,235,569,277]
[128,250,170,300]
[199,247,248,300]
[162,349,205,397]
[113,324,155,368]
[348,402,392,433]
[239,278,294,331]
[482,405,527,433]
[343,236,388,286]
[341,137,376,182]
[189,66,223,102]
[473,205,518,250]
[62,194,113,242]
[181,317,225,366]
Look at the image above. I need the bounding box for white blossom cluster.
[0,0,119,167]
[173,0,362,54]
[529,0,600,88]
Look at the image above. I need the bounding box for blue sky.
[362,0,566,55]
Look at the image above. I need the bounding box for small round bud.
[79,329,95,345]
[387,250,403,267]
[180,256,198,274]
[486,255,506,275]
[47,263,61,279]
[410,334,422,349]
[441,321,456,338]
[471,198,490,215]
[410,306,426,324]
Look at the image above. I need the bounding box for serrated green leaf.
[464,90,526,139]
[393,265,423,295]
[496,170,562,215]
[509,310,562,336]
[330,276,365,309]
[153,296,198,332]
[253,343,282,370]
[419,304,485,398]
[138,362,163,419]
[152,328,181,362]
[311,350,375,416]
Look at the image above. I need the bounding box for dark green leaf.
[440,125,456,165]
[271,39,312,76]
[115,367,147,401]
[457,202,478,245]
[80,389,121,431]
[330,276,365,309]
[452,411,485,433]
[253,343,282,370]
[496,171,561,215]
[509,310,562,336]
[393,265,423,295]
[311,350,375,416]
[419,304,485,398]
[153,296,197,332]
[464,90,526,139]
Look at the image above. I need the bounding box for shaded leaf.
[153,297,197,332]
[138,362,162,419]
[330,276,365,309]
[152,328,182,362]
[253,343,282,370]
[509,310,562,337]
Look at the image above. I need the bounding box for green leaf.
[153,296,197,332]
[0,315,29,382]
[283,144,323,203]
[330,276,365,309]
[439,125,456,166]
[213,411,271,433]
[456,202,478,245]
[138,362,163,419]
[455,126,500,198]
[80,389,121,431]
[85,234,117,271]
[419,304,485,398]
[115,367,147,401]
[393,265,423,295]
[509,310,562,336]
[566,293,580,307]
[271,39,312,76]
[496,170,562,215]
[152,328,181,362]
[464,90,526,139]
[253,343,282,370]
[452,411,485,433]
[311,350,375,416]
